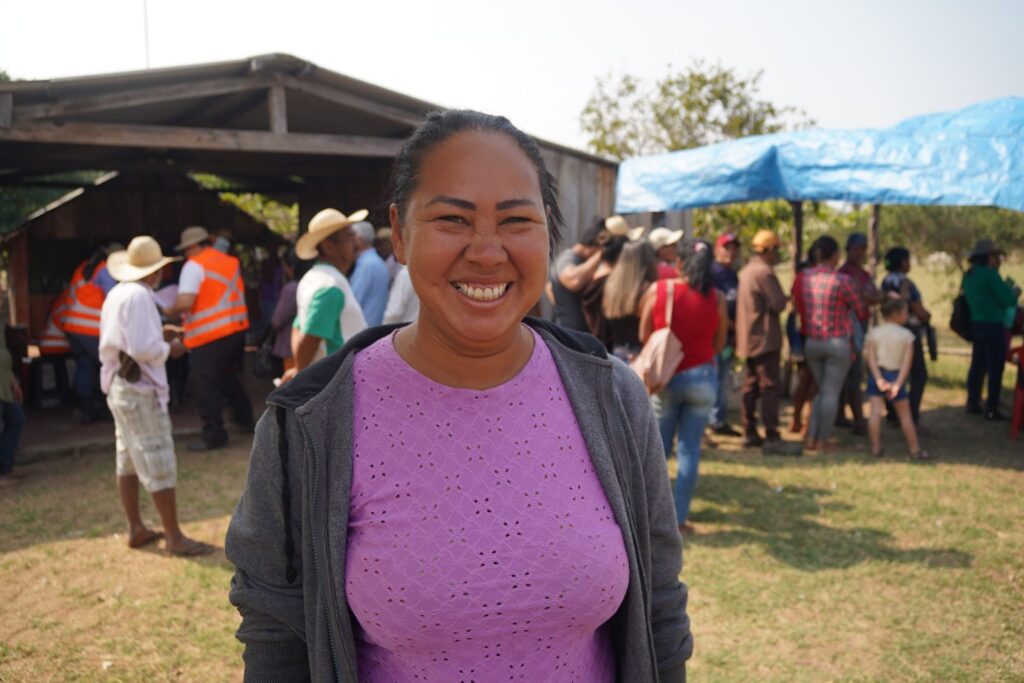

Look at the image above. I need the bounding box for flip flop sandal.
[128,529,165,549]
[168,541,215,557]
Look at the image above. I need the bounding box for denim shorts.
[866,368,908,401]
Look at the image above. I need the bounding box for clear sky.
[2,0,1022,150]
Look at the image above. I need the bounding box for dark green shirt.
[963,265,1017,324]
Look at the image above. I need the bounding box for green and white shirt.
[295,263,367,359]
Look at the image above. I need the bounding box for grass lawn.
[1,354,1022,681]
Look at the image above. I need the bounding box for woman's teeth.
[455,282,509,302]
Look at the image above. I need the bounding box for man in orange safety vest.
[162,226,253,450]
[60,244,121,423]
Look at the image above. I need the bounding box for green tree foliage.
[190,173,298,237]
[879,205,1024,270]
[581,60,811,159]
[580,61,814,246]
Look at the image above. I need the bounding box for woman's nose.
[464,225,508,269]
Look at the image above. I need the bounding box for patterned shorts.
[107,377,177,492]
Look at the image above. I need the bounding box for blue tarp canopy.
[614,97,1024,214]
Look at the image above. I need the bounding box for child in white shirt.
[865,299,930,459]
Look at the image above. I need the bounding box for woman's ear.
[390,204,408,265]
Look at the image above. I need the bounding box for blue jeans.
[658,362,717,523]
[708,351,732,427]
[0,400,25,476]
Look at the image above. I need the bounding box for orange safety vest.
[182,247,249,349]
[39,289,72,355]
[60,260,106,337]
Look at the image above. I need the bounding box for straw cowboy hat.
[175,226,211,252]
[107,236,181,282]
[604,215,645,241]
[648,227,684,250]
[296,208,369,260]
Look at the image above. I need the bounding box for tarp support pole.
[790,200,803,272]
[867,204,881,278]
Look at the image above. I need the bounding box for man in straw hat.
[162,226,253,451]
[100,237,213,556]
[736,229,799,455]
[282,208,369,382]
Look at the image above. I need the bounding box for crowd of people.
[550,219,1022,533]
[0,106,1018,680]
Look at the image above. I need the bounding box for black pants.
[966,321,1007,414]
[191,331,253,444]
[908,332,928,423]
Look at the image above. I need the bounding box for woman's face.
[392,131,550,349]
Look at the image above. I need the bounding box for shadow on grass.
[0,444,250,558]
[707,401,1024,472]
[687,474,973,571]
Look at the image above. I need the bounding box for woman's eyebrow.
[426,195,475,210]
[496,198,537,210]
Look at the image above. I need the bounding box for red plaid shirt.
[838,260,878,324]
[798,265,867,340]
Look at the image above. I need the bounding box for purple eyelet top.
[346,329,629,681]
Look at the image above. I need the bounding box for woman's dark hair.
[678,238,714,295]
[282,247,311,280]
[580,219,606,247]
[597,234,628,263]
[387,109,564,252]
[810,235,840,263]
[885,247,910,272]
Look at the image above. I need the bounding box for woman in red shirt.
[639,239,727,535]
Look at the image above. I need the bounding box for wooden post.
[0,93,12,129]
[267,85,288,134]
[790,200,803,271]
[5,231,30,327]
[867,203,881,278]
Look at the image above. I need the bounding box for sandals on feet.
[128,529,164,549]
[910,450,934,461]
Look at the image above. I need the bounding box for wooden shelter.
[8,170,285,336]
[0,53,618,336]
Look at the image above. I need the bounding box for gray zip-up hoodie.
[226,319,693,682]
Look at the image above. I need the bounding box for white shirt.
[296,263,367,361]
[382,266,420,325]
[177,259,205,294]
[99,281,172,410]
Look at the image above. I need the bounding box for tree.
[879,205,1024,271]
[581,60,811,160]
[580,61,814,251]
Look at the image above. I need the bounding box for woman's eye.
[437,215,469,225]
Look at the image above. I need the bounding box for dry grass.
[0,444,249,682]
[0,354,1022,681]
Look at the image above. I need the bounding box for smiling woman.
[226,110,693,682]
